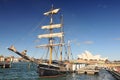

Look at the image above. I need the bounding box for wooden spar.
[8,48,30,61]
[8,45,34,62]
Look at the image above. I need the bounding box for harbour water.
[0,62,117,80]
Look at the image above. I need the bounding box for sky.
[0,0,120,60]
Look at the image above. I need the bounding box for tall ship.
[36,5,70,77]
[8,5,72,77]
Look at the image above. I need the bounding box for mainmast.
[49,5,54,65]
[37,5,63,65]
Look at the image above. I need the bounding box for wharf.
[77,65,99,75]
[107,70,120,80]
[78,69,99,75]
[0,62,11,68]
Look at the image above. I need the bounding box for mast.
[49,5,54,65]
[37,5,62,65]
[67,40,71,61]
[60,15,63,62]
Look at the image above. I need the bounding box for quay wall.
[107,70,120,80]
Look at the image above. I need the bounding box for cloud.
[114,38,120,41]
[68,39,94,46]
[34,39,40,43]
[83,41,94,45]
[69,39,80,46]
[70,39,77,43]
[76,43,80,46]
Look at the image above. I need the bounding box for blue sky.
[0,0,120,60]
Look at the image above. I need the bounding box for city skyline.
[0,0,120,60]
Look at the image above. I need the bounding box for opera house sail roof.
[78,50,107,61]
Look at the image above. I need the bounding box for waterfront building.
[0,55,4,62]
[72,63,87,71]
[72,50,109,71]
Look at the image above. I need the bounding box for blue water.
[0,62,117,80]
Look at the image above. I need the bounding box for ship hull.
[37,64,67,77]
[38,68,65,77]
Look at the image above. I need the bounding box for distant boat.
[8,5,72,77]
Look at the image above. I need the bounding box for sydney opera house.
[77,50,108,61]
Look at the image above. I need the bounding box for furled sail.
[36,43,64,48]
[41,24,62,29]
[38,32,63,39]
[44,8,60,16]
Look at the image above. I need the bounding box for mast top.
[43,5,60,16]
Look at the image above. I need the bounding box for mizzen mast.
[60,15,64,62]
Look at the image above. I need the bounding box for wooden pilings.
[0,62,11,68]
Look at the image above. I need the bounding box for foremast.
[37,5,64,65]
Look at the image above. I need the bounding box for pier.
[0,62,11,68]
[78,69,99,75]
[77,65,99,75]
[0,56,12,68]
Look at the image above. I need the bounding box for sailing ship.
[8,5,72,77]
[36,5,70,77]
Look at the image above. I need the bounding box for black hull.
[38,68,66,77]
[37,64,67,77]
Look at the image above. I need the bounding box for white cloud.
[83,41,94,44]
[68,39,94,46]
[76,43,80,46]
[34,39,40,43]
[69,39,80,46]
